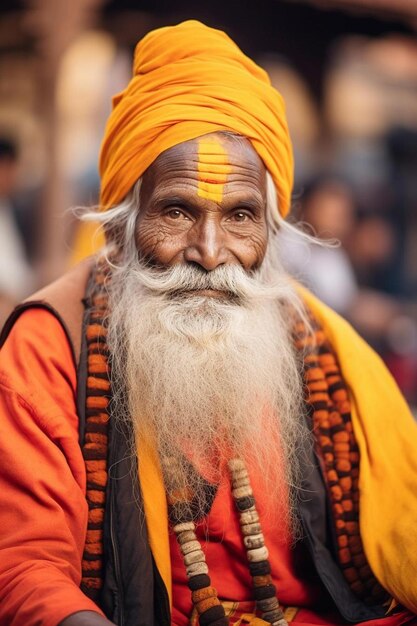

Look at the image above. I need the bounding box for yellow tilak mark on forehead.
[197,138,232,203]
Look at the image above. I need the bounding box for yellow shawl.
[138,287,417,613]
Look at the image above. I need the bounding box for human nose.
[183,218,229,271]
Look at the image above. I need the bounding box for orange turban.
[99,20,294,218]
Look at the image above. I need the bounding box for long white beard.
[107,251,311,532]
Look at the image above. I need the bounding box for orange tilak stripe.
[197,137,231,202]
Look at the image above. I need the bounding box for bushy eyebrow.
[152,193,186,205]
[149,190,265,216]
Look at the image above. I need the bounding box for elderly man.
[1,20,417,626]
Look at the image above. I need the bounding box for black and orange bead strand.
[294,317,387,604]
[80,262,112,599]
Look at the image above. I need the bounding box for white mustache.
[129,262,293,303]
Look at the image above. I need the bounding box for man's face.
[136,133,268,273]
[109,135,305,518]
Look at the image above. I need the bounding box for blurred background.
[1,0,417,406]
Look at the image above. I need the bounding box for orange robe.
[0,309,105,626]
[0,308,416,626]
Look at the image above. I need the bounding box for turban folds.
[99,20,294,218]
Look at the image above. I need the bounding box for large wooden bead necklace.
[229,459,287,626]
[164,456,288,626]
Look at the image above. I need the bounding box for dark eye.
[232,211,249,222]
[167,209,187,220]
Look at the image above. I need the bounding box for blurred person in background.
[346,213,399,350]
[0,138,34,325]
[280,175,358,316]
[347,213,396,291]
[281,175,409,364]
[1,20,417,626]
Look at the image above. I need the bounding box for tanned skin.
[58,133,268,626]
[136,134,268,273]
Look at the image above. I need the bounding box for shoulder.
[0,307,77,408]
[0,259,99,446]
[0,305,86,487]
[1,257,95,364]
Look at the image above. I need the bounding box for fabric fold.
[99,20,293,219]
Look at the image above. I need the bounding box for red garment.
[170,471,417,626]
[170,433,417,626]
[171,465,323,624]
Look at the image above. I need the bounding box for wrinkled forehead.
[156,133,263,163]
[141,132,267,198]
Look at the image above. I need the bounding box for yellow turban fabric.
[99,20,293,218]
